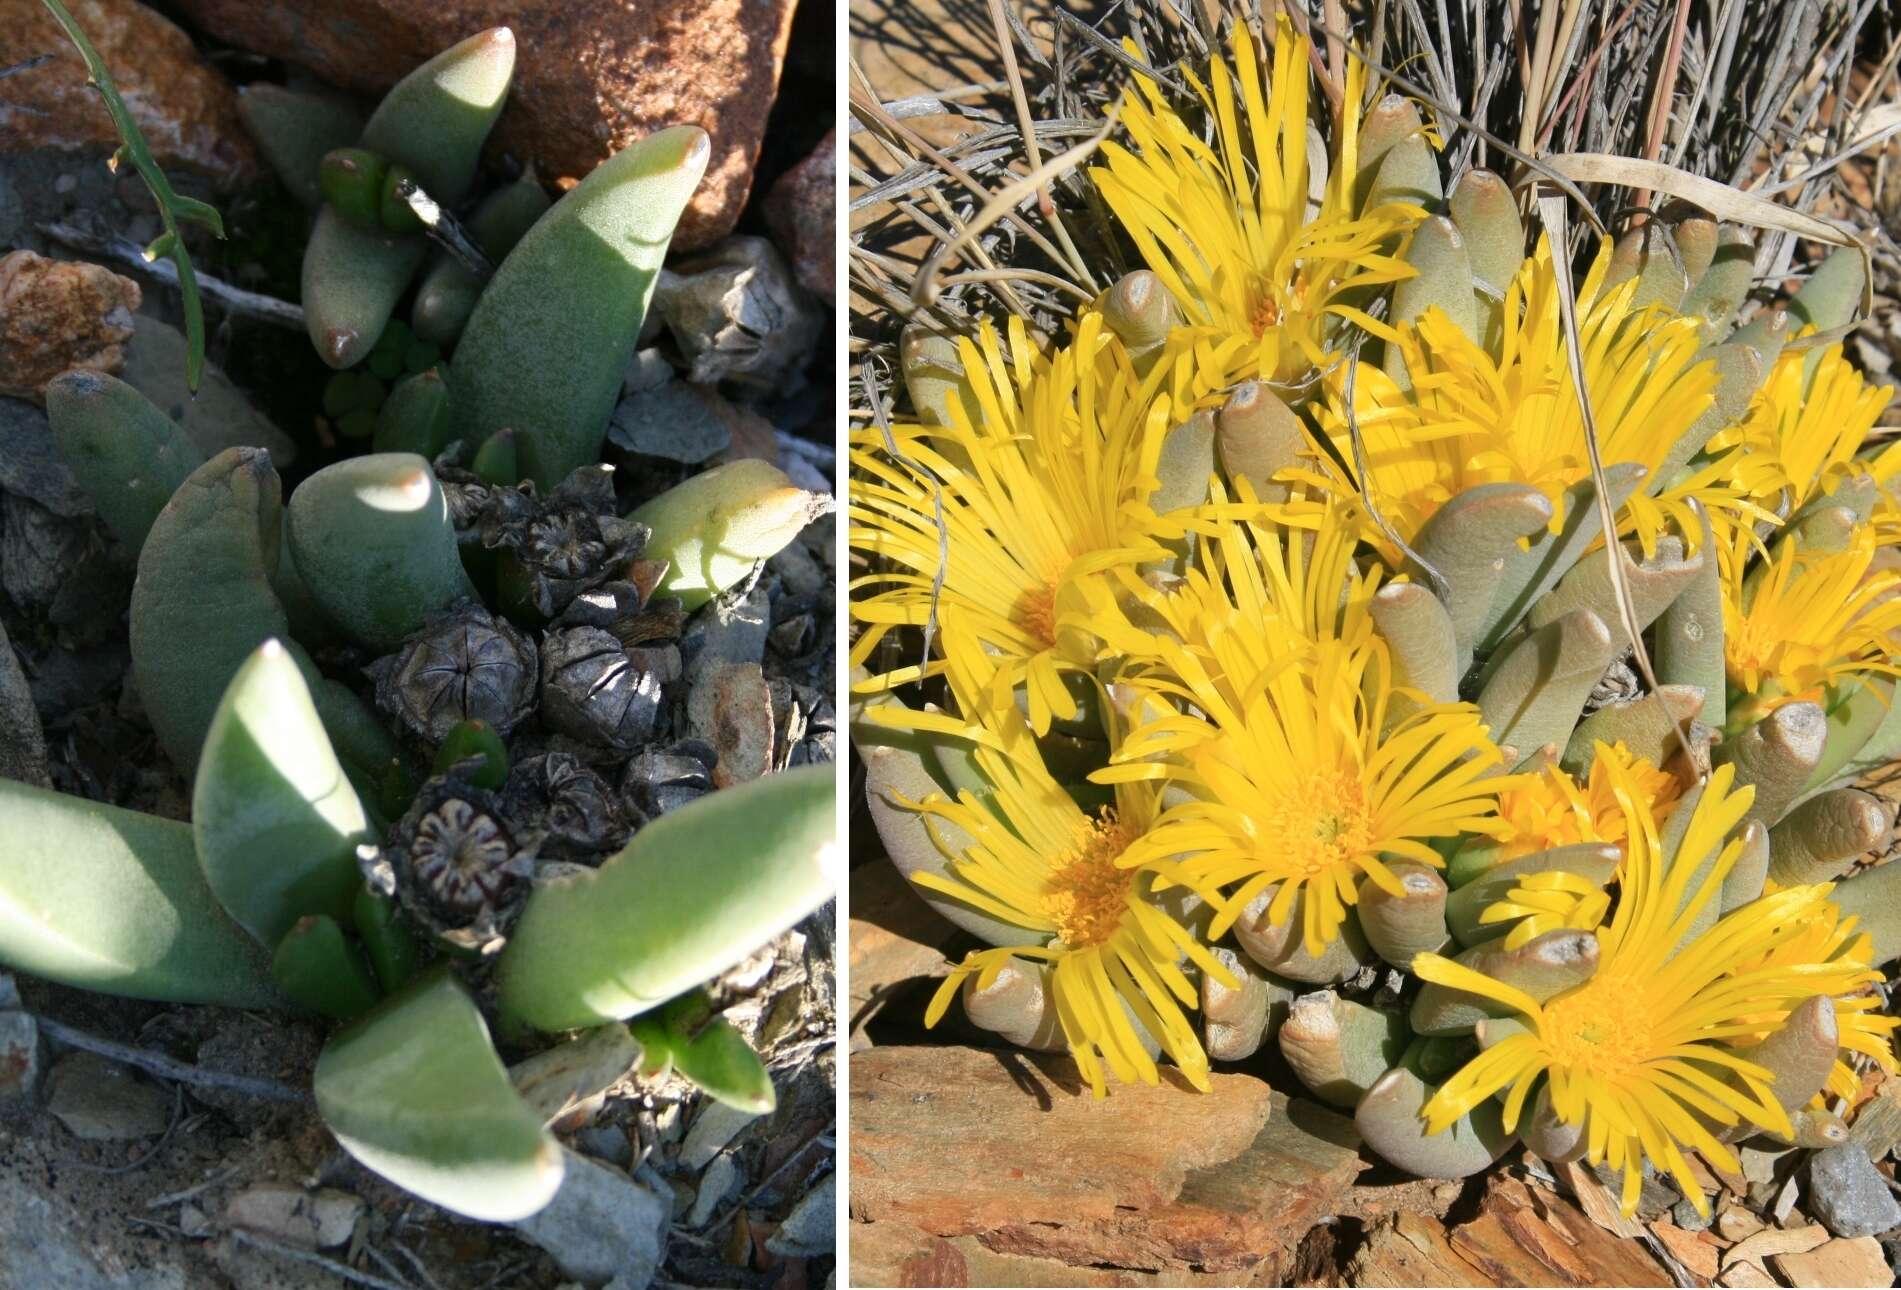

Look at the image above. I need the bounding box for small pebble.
[1808,1144,1901,1238]
[512,1148,669,1288]
[687,1152,741,1227]
[1673,1196,1713,1232]
[766,1171,835,1259]
[44,1052,171,1140]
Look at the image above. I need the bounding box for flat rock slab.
[1446,1175,1672,1287]
[849,1044,1362,1283]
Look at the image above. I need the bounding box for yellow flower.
[1095,506,1518,954]
[1477,746,1679,949]
[1735,900,1898,1103]
[1707,341,1898,517]
[1721,524,1901,724]
[1489,741,1682,863]
[1090,17,1421,392]
[849,313,1178,733]
[1413,765,1887,1217]
[883,615,1234,1098]
[1309,238,1760,566]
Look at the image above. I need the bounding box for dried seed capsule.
[503,751,628,858]
[368,602,538,743]
[411,797,518,915]
[621,743,715,819]
[539,626,663,751]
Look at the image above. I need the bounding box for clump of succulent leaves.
[854,20,1901,1222]
[10,28,836,1224]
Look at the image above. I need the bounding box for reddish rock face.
[0,0,255,184]
[766,128,834,304]
[849,1044,1364,1283]
[162,0,798,249]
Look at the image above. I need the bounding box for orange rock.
[846,861,955,1051]
[162,0,797,248]
[1344,1212,1490,1287]
[1447,1175,1672,1286]
[1770,1236,1893,1288]
[0,0,254,183]
[0,250,139,399]
[766,130,834,305]
[849,1044,1361,1283]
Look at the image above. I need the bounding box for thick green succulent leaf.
[194,640,371,948]
[302,29,515,369]
[130,447,314,774]
[236,83,364,209]
[452,125,710,486]
[0,778,281,1007]
[315,971,563,1221]
[286,453,474,650]
[631,459,833,610]
[46,370,205,552]
[497,765,837,1033]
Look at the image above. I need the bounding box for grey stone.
[0,1169,190,1288]
[678,1100,761,1171]
[0,975,17,1009]
[0,617,47,788]
[223,1184,363,1249]
[44,1052,172,1140]
[574,1121,632,1170]
[1671,1195,1712,1231]
[765,1171,834,1258]
[686,1152,740,1227]
[0,398,91,516]
[511,1148,669,1288]
[0,1011,42,1103]
[608,381,730,464]
[508,1024,640,1125]
[1809,1144,1901,1237]
[119,315,297,467]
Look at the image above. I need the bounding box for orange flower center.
[1266,769,1375,876]
[1539,975,1653,1080]
[1043,812,1135,947]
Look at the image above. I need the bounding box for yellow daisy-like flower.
[1721,524,1901,725]
[1090,17,1422,392]
[1734,900,1898,1104]
[1086,481,1376,724]
[1476,746,1679,949]
[1707,340,1899,517]
[888,616,1235,1098]
[1309,238,1758,565]
[1094,508,1519,954]
[1413,764,1887,1217]
[1488,741,1682,863]
[849,312,1178,733]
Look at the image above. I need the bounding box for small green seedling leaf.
[354,884,420,994]
[658,991,776,1114]
[273,915,382,1019]
[434,718,507,789]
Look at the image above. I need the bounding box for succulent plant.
[853,12,1901,1224]
[9,23,838,1231]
